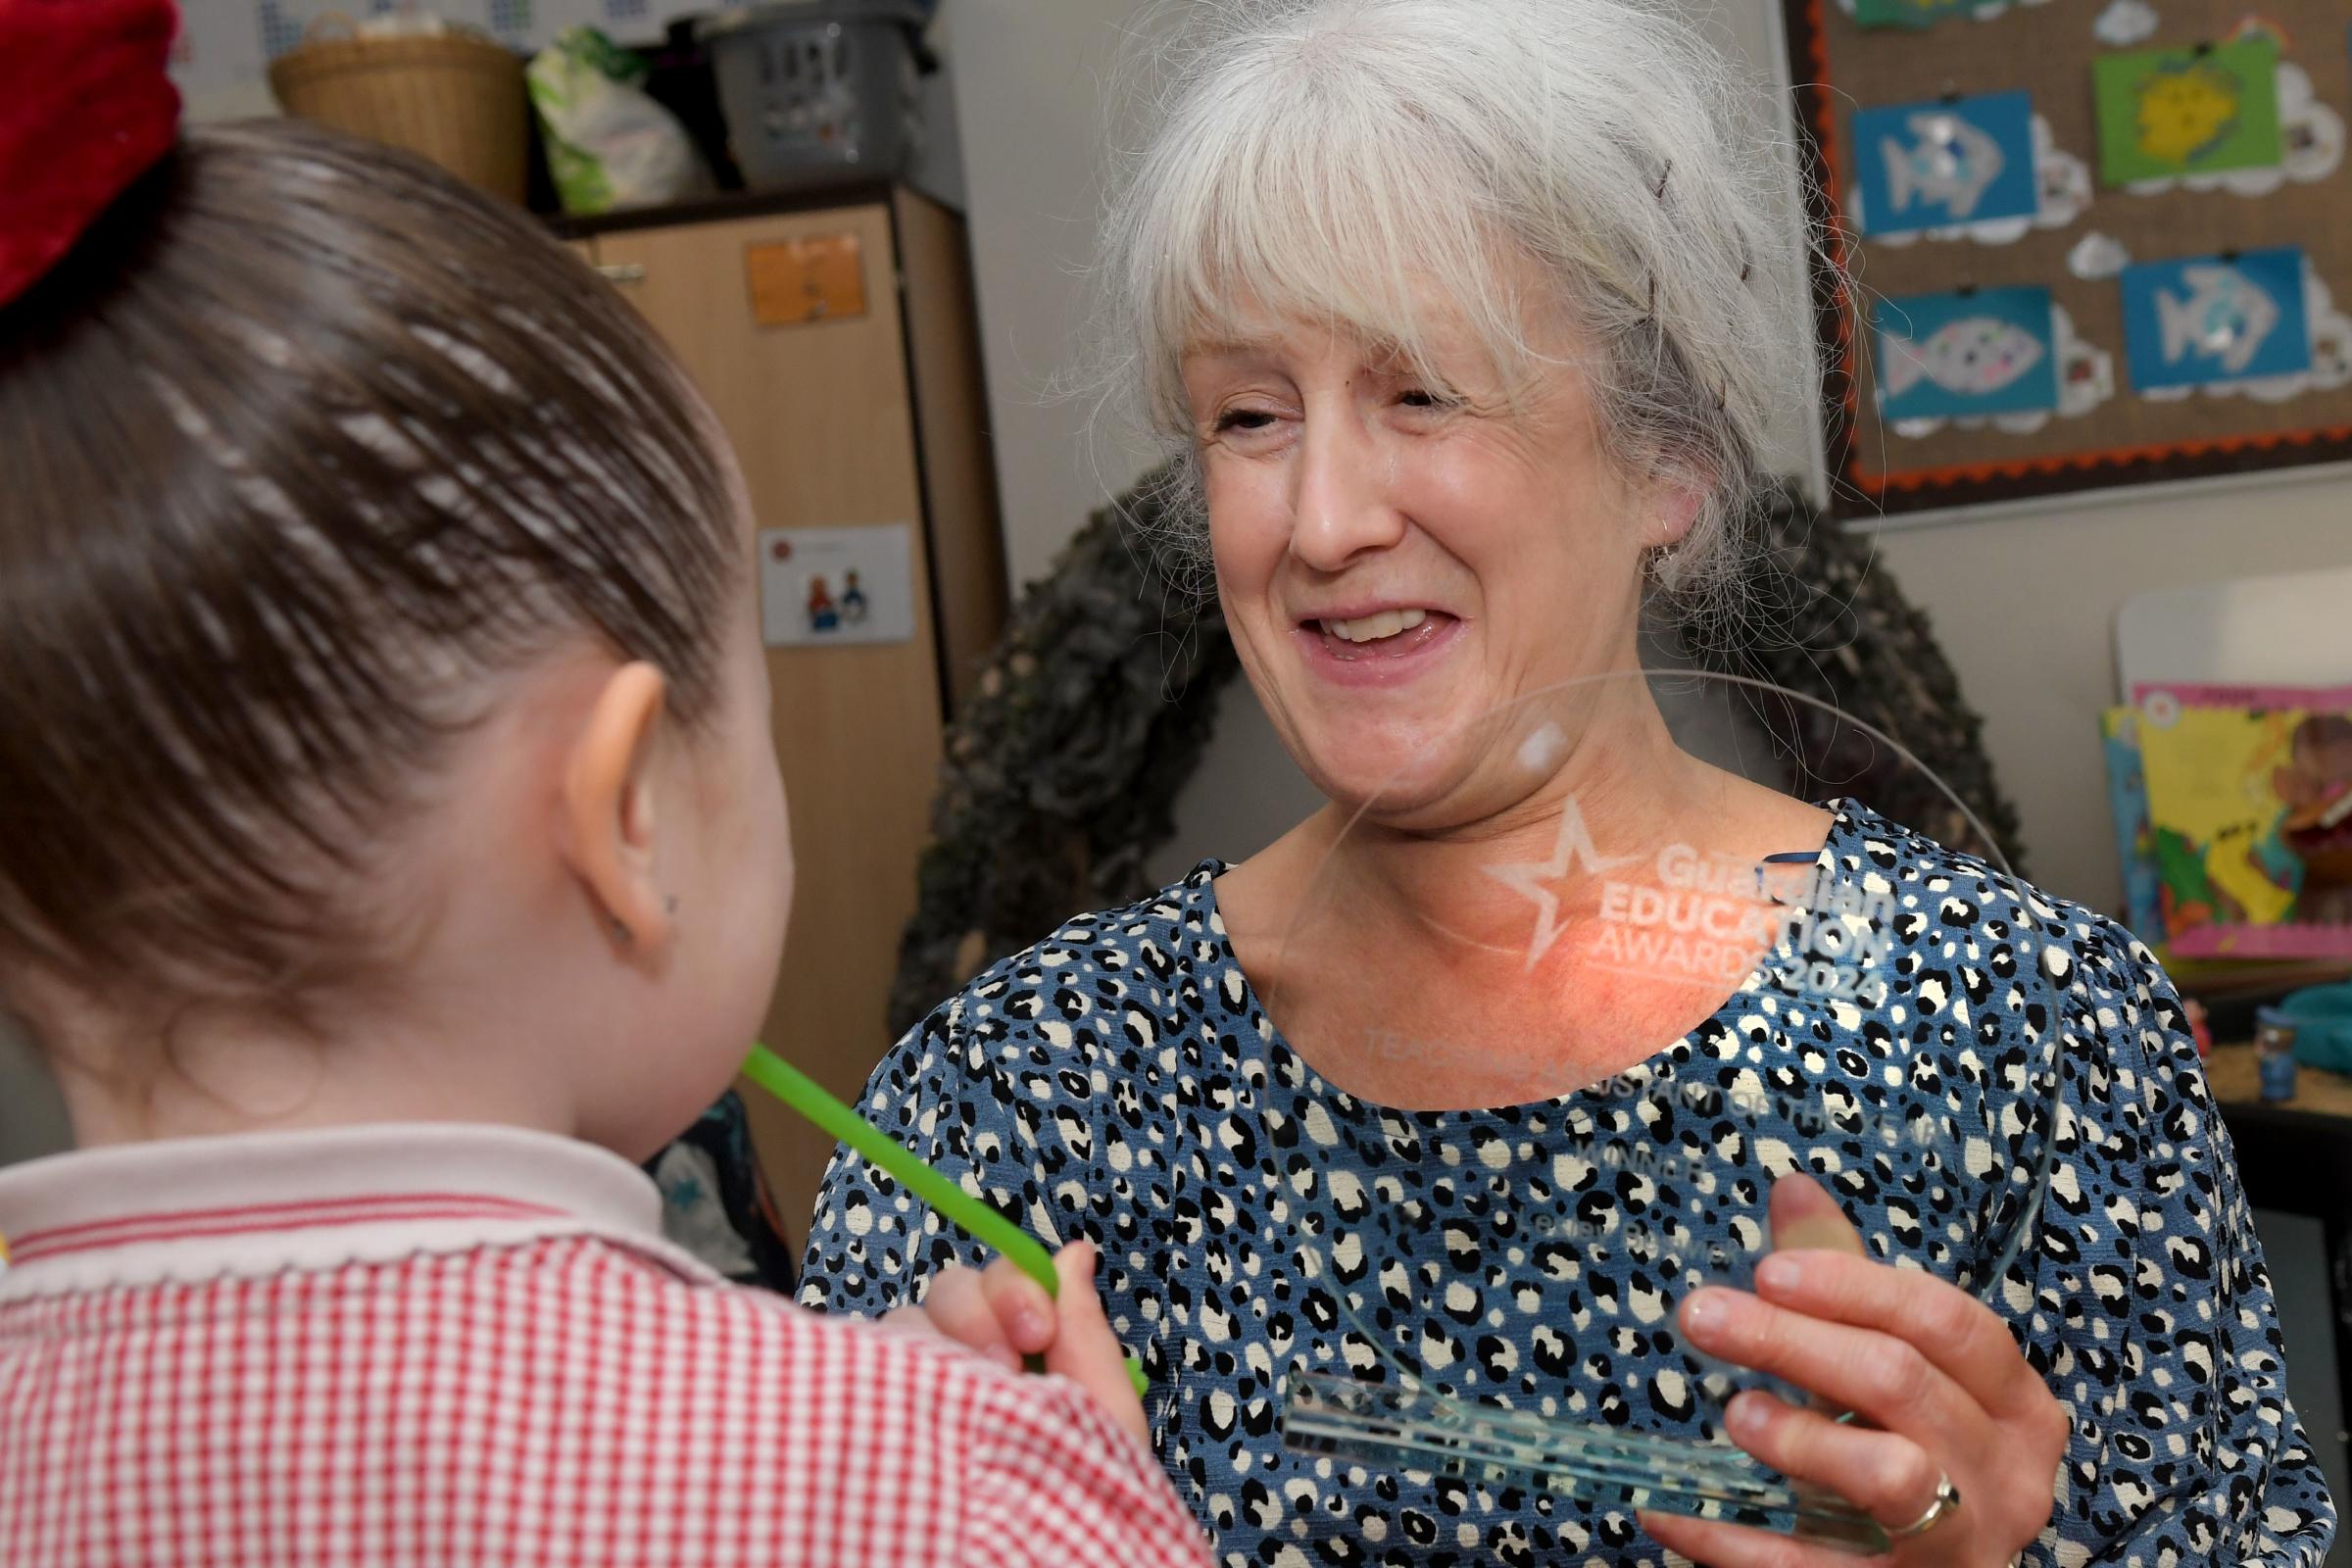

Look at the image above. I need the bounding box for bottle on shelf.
[2254,1006,2298,1103]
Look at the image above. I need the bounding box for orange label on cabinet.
[744,234,867,327]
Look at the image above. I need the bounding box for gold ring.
[1885,1474,1961,1541]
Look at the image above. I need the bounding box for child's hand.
[884,1240,1149,1447]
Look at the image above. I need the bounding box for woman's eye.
[1214,408,1278,433]
[1398,388,1449,410]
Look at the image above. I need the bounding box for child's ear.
[560,662,676,961]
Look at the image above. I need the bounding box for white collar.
[0,1122,710,1299]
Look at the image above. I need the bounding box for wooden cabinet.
[572,189,1005,1233]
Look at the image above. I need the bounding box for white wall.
[936,0,1168,589]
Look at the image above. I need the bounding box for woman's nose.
[1290,409,1406,572]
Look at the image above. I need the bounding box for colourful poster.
[2119,247,2309,391]
[2100,708,2168,944]
[1852,91,2039,235]
[2092,39,2282,186]
[1854,0,1981,31]
[2133,683,2352,959]
[1875,286,2059,421]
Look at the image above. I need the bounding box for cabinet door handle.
[596,262,646,284]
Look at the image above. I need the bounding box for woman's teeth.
[1320,608,1429,643]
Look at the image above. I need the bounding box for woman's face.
[1183,286,1681,815]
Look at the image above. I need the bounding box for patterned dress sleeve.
[2029,918,2336,1563]
[798,990,1067,1316]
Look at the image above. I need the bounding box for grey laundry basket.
[699,0,928,186]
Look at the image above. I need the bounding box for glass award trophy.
[1264,671,2060,1550]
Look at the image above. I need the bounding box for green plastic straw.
[743,1043,1149,1399]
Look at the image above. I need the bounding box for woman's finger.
[979,1252,1057,1356]
[1041,1239,1151,1448]
[1720,1388,1948,1528]
[1679,1285,1987,1446]
[918,1264,1022,1371]
[1770,1171,1866,1257]
[1751,1247,2053,1422]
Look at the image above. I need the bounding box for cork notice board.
[1785,0,2352,515]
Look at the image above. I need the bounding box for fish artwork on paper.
[1852,91,2039,236]
[2119,246,2309,393]
[1885,302,2112,439]
[1881,112,2006,220]
[1882,317,2044,400]
[2155,266,2278,375]
[1874,284,2061,423]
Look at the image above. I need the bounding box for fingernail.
[1727,1396,1765,1435]
[1681,1291,1725,1337]
[1756,1254,1801,1295]
[1013,1307,1051,1346]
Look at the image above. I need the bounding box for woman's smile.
[1292,605,1462,684]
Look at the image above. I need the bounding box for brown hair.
[0,121,740,1033]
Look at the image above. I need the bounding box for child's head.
[0,121,791,1157]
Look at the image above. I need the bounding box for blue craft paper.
[2120,247,2309,391]
[1852,91,2039,235]
[1875,287,2059,421]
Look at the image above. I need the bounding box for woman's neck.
[1220,740,1834,1110]
[1226,709,1707,939]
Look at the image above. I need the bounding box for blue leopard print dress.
[802,804,2337,1565]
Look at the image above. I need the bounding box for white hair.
[1091,0,1815,618]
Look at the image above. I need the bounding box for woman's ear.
[1647,478,1705,551]
[560,662,676,961]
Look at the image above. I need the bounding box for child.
[0,5,1202,1563]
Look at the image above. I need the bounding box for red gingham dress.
[0,1123,1210,1567]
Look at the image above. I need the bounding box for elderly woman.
[802,0,2336,1562]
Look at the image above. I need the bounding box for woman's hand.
[1640,1176,2068,1566]
[883,1240,1150,1448]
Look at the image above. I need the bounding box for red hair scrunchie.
[0,0,181,310]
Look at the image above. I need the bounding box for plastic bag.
[527,27,710,216]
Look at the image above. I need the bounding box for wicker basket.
[269,18,528,203]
